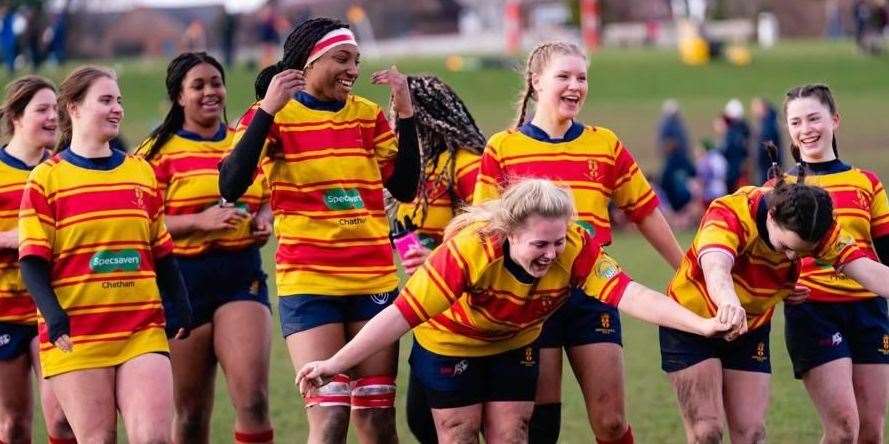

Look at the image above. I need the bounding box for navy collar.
[790,159,850,176]
[519,121,584,143]
[755,193,775,250]
[295,90,345,112]
[60,148,125,171]
[176,123,227,142]
[503,240,538,284]
[0,146,47,170]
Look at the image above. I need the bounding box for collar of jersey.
[60,147,125,171]
[295,90,345,112]
[502,240,538,284]
[176,123,227,142]
[789,158,850,176]
[0,146,47,171]
[519,121,583,143]
[754,192,775,251]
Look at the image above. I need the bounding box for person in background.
[751,97,782,185]
[721,98,751,193]
[658,99,696,220]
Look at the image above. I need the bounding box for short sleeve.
[472,142,504,204]
[611,140,659,223]
[571,228,632,307]
[18,168,54,261]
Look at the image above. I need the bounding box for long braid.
[395,75,486,227]
[254,18,349,100]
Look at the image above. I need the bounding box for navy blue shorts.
[785,298,889,379]
[0,322,36,361]
[409,341,539,409]
[659,323,772,373]
[164,247,270,329]
[535,287,622,349]
[278,288,398,338]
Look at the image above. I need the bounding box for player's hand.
[251,204,274,246]
[371,66,413,118]
[195,204,248,232]
[400,245,431,275]
[54,334,73,352]
[716,300,747,340]
[698,317,732,337]
[296,360,338,397]
[784,285,810,305]
[260,69,305,115]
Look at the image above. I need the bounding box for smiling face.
[69,76,123,143]
[532,54,588,124]
[506,214,569,278]
[178,62,225,130]
[12,87,57,149]
[305,45,359,102]
[766,211,817,260]
[785,96,839,162]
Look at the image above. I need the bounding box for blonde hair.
[444,178,576,242]
[514,41,586,128]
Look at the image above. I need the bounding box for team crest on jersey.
[576,220,596,236]
[752,342,768,362]
[879,334,889,355]
[595,256,620,280]
[132,186,145,210]
[587,159,605,182]
[855,189,869,211]
[595,312,615,334]
[521,346,536,367]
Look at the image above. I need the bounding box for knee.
[592,413,627,441]
[235,390,270,425]
[857,413,884,444]
[174,408,211,441]
[437,416,480,444]
[824,414,859,444]
[690,419,723,444]
[487,417,530,444]
[0,414,31,442]
[733,423,766,444]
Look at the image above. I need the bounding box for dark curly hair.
[764,142,834,244]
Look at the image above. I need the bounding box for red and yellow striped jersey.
[474,123,658,246]
[0,149,42,324]
[136,125,268,257]
[786,162,889,302]
[667,186,868,331]
[394,222,632,356]
[18,150,172,377]
[232,94,399,296]
[396,149,480,247]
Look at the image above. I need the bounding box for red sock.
[234,429,274,443]
[49,437,77,444]
[596,425,633,444]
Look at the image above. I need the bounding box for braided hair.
[143,52,226,160]
[763,141,834,244]
[513,41,586,128]
[398,75,486,226]
[783,83,840,164]
[254,18,349,100]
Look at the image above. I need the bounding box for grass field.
[14,39,889,442]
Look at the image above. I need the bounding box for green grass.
[18,39,889,442]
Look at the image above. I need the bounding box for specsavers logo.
[324,188,364,210]
[89,250,141,273]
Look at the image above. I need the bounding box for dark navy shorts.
[278,288,398,338]
[785,298,889,379]
[164,247,270,329]
[409,340,539,409]
[659,323,772,373]
[0,322,36,361]
[535,287,622,349]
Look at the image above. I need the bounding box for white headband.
[304,28,358,68]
